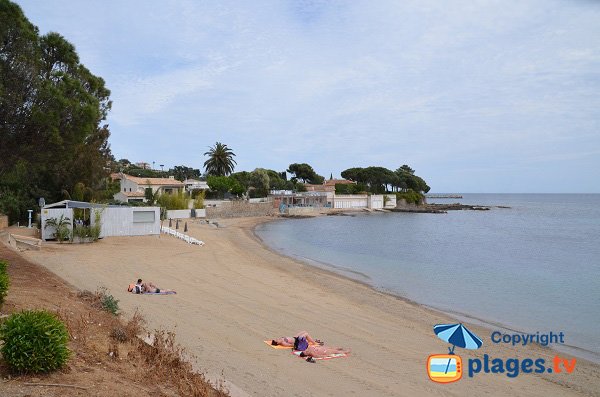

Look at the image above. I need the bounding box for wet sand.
[22,217,600,397]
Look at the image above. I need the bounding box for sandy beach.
[22,217,600,397]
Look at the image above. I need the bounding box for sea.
[255,194,600,362]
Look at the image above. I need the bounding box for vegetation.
[0,1,112,223]
[396,190,423,205]
[0,310,70,373]
[193,190,205,209]
[71,208,102,242]
[111,162,202,182]
[287,163,324,184]
[44,214,71,242]
[203,142,237,176]
[156,190,189,210]
[98,288,120,315]
[341,165,430,195]
[0,260,8,310]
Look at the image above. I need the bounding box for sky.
[15,0,600,192]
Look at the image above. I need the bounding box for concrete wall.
[166,209,192,219]
[333,195,368,209]
[206,201,275,218]
[384,195,397,208]
[369,195,384,209]
[166,209,207,219]
[286,207,324,216]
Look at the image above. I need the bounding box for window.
[123,188,126,192]
[132,210,155,223]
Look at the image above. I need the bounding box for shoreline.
[19,216,600,396]
[251,216,600,364]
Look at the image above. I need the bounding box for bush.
[0,260,8,309]
[193,190,206,209]
[157,190,189,210]
[0,310,70,373]
[99,288,120,315]
[396,190,423,205]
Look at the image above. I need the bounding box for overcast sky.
[16,0,600,192]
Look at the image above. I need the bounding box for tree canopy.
[341,165,430,194]
[203,142,236,176]
[286,163,324,184]
[0,0,113,221]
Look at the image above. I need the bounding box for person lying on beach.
[299,346,352,363]
[270,331,324,348]
[128,279,174,294]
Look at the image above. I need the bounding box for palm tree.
[203,142,237,176]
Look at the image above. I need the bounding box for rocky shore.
[390,203,494,214]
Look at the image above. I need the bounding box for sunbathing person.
[271,331,323,347]
[128,278,174,294]
[299,345,351,363]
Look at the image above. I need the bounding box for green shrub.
[0,310,70,373]
[193,190,206,209]
[157,190,189,210]
[44,214,71,242]
[0,260,8,309]
[396,189,423,205]
[98,288,120,315]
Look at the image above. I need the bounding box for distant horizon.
[15,0,600,193]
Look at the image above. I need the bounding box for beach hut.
[41,200,161,240]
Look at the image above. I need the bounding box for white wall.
[93,207,160,237]
[333,195,368,209]
[384,195,397,208]
[41,208,73,240]
[166,209,192,219]
[369,195,384,209]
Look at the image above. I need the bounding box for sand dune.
[23,217,600,397]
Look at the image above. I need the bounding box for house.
[113,173,185,203]
[183,178,209,192]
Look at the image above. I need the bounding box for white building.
[113,173,185,203]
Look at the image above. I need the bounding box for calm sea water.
[255,194,600,360]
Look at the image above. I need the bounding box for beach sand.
[22,217,600,397]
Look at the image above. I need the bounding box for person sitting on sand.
[299,345,351,363]
[271,331,323,348]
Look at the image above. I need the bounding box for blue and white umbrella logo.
[433,323,483,354]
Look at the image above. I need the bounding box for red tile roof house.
[113,173,185,203]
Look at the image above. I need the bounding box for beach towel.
[143,291,177,295]
[263,339,321,349]
[292,350,349,361]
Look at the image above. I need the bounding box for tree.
[249,169,270,197]
[286,163,324,184]
[169,165,201,181]
[395,165,430,193]
[203,142,236,176]
[0,1,112,221]
[206,175,232,198]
